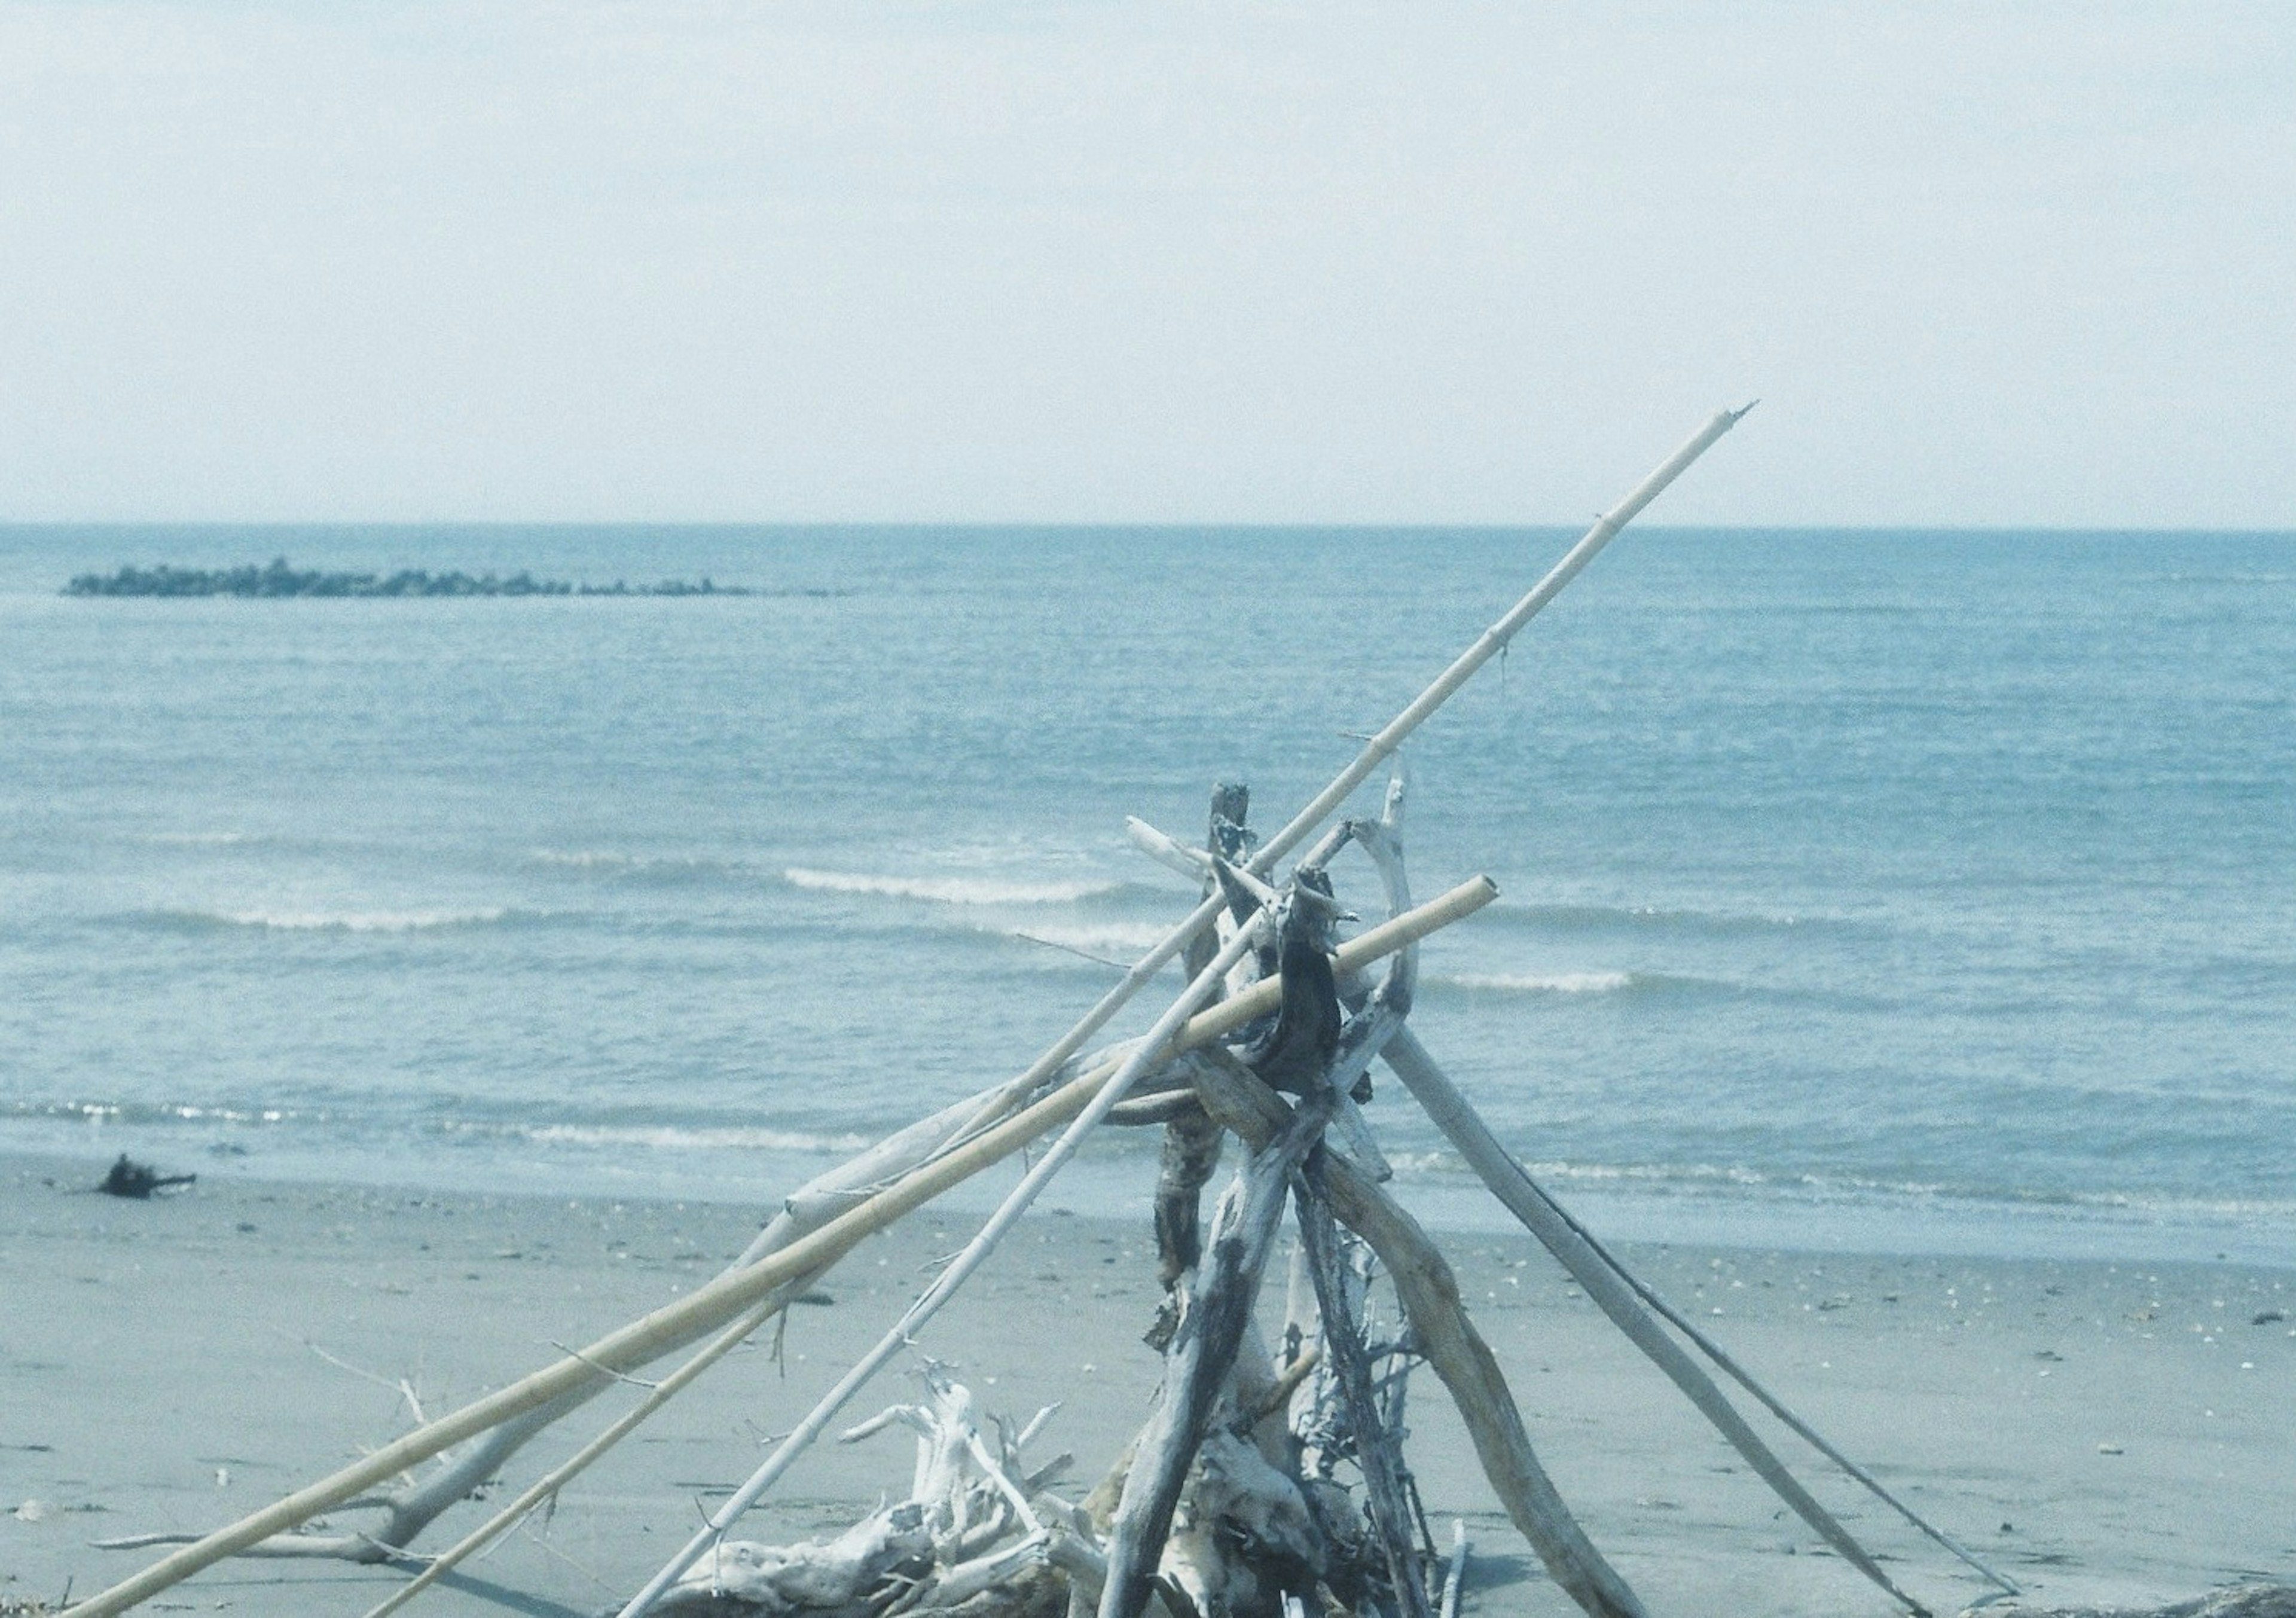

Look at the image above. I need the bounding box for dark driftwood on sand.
[97,1155,194,1198]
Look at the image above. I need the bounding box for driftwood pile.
[66,408,2068,1618]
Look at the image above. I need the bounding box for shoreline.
[5,1150,2292,1616]
[14,1127,2293,1274]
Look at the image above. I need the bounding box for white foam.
[530,848,636,869]
[523,1124,872,1154]
[783,866,1118,906]
[207,907,509,933]
[529,848,722,872]
[1007,921,1173,957]
[1442,970,1635,995]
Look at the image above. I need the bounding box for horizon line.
[5,520,2294,538]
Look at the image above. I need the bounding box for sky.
[1,2,2290,527]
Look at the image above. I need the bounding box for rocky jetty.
[64,558,759,597]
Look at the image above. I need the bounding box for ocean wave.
[1382,1152,2296,1223]
[142,830,251,847]
[530,848,644,869]
[159,906,514,933]
[783,866,1120,906]
[517,1123,874,1154]
[1437,969,1638,996]
[529,848,737,877]
[6,1098,293,1125]
[1004,921,1174,958]
[1483,901,1827,938]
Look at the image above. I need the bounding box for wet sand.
[4,1152,2291,1616]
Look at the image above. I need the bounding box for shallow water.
[3,524,2290,1262]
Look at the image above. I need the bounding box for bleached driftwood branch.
[652,1363,1071,1618]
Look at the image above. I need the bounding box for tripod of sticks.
[66,407,2014,1618]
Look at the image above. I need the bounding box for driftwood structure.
[67,407,2077,1618]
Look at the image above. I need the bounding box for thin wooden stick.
[353,1297,789,1618]
[1439,1521,1469,1618]
[1379,1027,1932,1616]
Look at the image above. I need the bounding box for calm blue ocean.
[2,525,2289,1263]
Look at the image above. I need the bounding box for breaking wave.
[783,867,1121,906]
[1003,921,1174,959]
[1482,900,1831,939]
[1437,969,1638,996]
[517,1123,874,1154]
[158,906,514,933]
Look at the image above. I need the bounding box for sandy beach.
[4,1151,2290,1617]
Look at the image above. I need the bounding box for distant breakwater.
[62,559,811,599]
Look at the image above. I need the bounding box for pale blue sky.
[2,3,2289,525]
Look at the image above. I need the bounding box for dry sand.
[4,1151,2291,1617]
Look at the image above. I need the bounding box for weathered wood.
[97,1154,194,1198]
[1236,889,1345,1095]
[1189,1052,1648,1618]
[1149,1105,1226,1343]
[355,1296,791,1618]
[1438,1521,1469,1618]
[654,1365,1067,1618]
[1148,785,1254,1341]
[652,1504,935,1617]
[1101,1093,1333,1618]
[1182,783,1253,984]
[1292,1167,1430,1618]
[1427,1103,2014,1596]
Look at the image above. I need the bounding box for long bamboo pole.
[63,880,1492,1618]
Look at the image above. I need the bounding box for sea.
[3,524,2289,1266]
